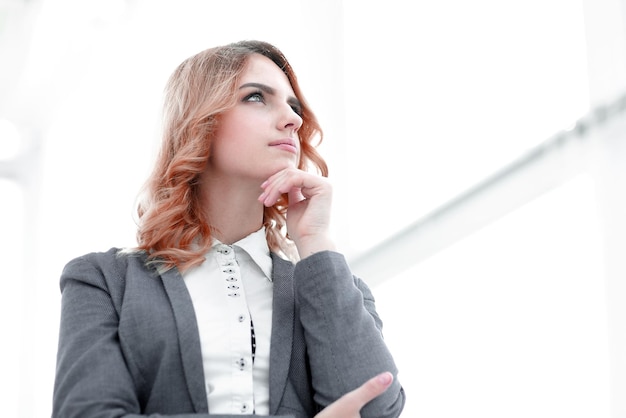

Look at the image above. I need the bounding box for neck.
[199,174,265,245]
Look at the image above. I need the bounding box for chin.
[271,160,298,172]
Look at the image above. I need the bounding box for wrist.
[294,235,337,259]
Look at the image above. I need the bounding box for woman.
[53,40,405,418]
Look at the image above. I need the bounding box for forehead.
[240,53,295,93]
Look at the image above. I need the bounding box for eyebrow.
[239,82,302,111]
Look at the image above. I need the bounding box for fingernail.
[377,372,393,385]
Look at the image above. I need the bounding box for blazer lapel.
[160,267,208,413]
[269,254,295,414]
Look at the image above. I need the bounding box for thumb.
[313,372,394,418]
[348,372,394,407]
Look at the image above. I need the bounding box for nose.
[279,103,303,132]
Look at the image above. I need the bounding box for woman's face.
[207,53,303,184]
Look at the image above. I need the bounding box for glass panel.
[373,174,610,417]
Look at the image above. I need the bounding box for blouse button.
[241,403,249,413]
[236,358,246,369]
[238,314,246,322]
[217,246,232,255]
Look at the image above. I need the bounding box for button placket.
[216,244,253,359]
[214,244,255,413]
[217,245,240,297]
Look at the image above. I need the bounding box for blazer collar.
[269,253,296,414]
[160,265,209,413]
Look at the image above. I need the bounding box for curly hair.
[134,40,328,272]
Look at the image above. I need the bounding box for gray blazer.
[53,249,405,418]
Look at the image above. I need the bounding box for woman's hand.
[314,372,394,418]
[259,168,336,257]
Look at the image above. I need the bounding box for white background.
[1,0,622,416]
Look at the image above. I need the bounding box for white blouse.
[183,228,273,415]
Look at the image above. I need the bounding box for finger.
[345,372,394,408]
[259,169,312,206]
[315,372,394,418]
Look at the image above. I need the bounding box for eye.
[243,91,264,103]
[290,102,303,117]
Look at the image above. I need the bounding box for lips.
[269,138,298,154]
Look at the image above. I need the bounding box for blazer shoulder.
[60,247,151,291]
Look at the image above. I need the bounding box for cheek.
[296,139,304,167]
[221,112,260,141]
[213,121,245,150]
[214,109,246,138]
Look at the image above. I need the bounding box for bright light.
[0,119,20,160]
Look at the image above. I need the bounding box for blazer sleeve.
[293,251,406,418]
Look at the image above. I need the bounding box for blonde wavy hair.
[134,40,328,273]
